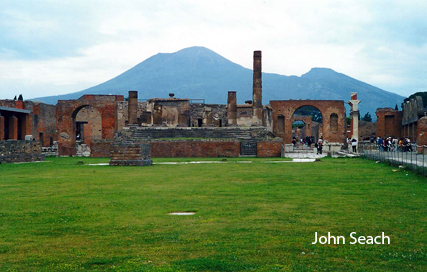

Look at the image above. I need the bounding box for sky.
[1,0,427,100]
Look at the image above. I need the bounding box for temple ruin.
[1,50,354,162]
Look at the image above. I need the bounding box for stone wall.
[0,140,45,163]
[150,139,240,158]
[359,121,377,139]
[190,103,227,127]
[257,139,283,157]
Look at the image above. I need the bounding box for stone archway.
[270,100,345,144]
[73,105,102,146]
[56,95,124,156]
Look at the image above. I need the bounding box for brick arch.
[72,105,103,146]
[270,100,345,144]
[291,115,313,138]
[56,95,123,155]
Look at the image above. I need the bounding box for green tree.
[361,112,372,122]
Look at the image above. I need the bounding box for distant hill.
[33,46,404,118]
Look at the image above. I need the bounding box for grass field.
[0,157,426,271]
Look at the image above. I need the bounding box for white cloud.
[1,0,427,100]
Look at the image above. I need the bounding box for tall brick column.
[128,91,138,125]
[227,91,237,126]
[252,50,263,126]
[21,113,31,138]
[0,115,4,140]
[9,115,18,140]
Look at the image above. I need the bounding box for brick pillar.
[252,50,263,126]
[15,100,24,109]
[9,115,18,140]
[227,91,237,126]
[0,115,4,140]
[21,113,31,139]
[128,91,138,125]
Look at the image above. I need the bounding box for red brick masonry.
[91,139,283,158]
[150,139,240,158]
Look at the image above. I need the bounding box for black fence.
[359,141,427,176]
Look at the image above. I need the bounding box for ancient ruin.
[0,50,358,163]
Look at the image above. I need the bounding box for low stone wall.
[150,139,240,158]
[257,139,283,157]
[41,142,59,157]
[0,140,45,163]
[109,141,152,166]
[91,138,284,158]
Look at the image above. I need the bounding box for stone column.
[0,115,4,140]
[128,91,138,125]
[348,92,361,150]
[9,115,18,140]
[252,50,263,126]
[227,91,237,126]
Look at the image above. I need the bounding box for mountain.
[34,46,404,118]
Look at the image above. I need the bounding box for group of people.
[375,136,413,152]
[292,136,316,148]
[291,136,324,154]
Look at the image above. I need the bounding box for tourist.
[351,138,357,153]
[377,137,384,151]
[317,138,323,155]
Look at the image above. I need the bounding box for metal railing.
[359,141,427,176]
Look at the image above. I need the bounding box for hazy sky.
[1,0,427,100]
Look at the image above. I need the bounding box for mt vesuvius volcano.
[34,46,404,117]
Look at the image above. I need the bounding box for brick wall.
[109,142,152,166]
[151,139,240,158]
[91,138,283,158]
[417,116,427,153]
[0,140,45,163]
[257,139,283,157]
[90,140,113,158]
[375,108,402,138]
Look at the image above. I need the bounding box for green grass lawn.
[0,157,426,271]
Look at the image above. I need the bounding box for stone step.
[129,127,269,141]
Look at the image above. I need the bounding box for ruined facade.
[56,94,124,156]
[375,95,427,142]
[0,99,56,145]
[269,100,346,144]
[1,50,355,160]
[375,108,403,139]
[402,96,425,140]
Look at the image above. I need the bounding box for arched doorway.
[292,106,323,142]
[72,105,102,147]
[270,100,345,144]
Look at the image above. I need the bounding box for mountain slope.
[34,46,404,117]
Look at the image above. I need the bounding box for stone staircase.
[129,127,273,141]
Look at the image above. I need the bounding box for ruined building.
[1,50,349,161]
